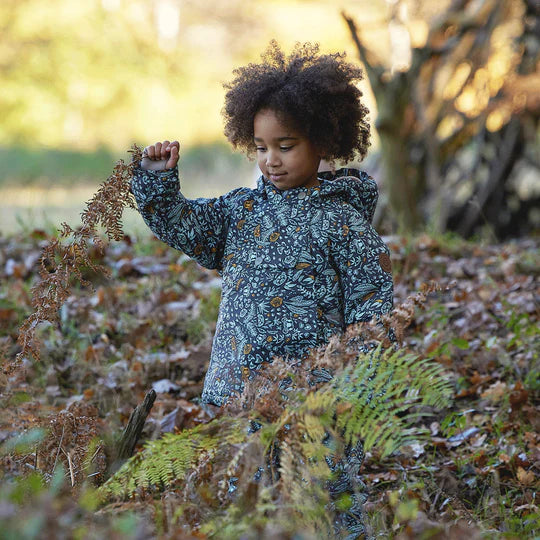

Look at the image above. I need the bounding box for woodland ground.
[0,230,538,539]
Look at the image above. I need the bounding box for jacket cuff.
[131,165,180,201]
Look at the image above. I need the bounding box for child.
[132,40,393,406]
[131,41,392,537]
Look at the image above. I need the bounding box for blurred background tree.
[0,0,538,238]
[343,0,539,237]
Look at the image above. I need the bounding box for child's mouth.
[269,173,286,182]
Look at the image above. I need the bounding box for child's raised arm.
[131,139,241,270]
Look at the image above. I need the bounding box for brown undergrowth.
[13,145,142,367]
[0,148,537,537]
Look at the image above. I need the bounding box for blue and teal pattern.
[131,166,393,407]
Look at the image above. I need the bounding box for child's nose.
[266,150,281,168]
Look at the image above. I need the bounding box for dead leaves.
[0,227,538,536]
[516,466,536,486]
[363,235,539,535]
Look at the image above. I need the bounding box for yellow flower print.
[254,224,261,237]
[231,336,237,351]
[269,231,280,242]
[270,297,283,307]
[243,199,254,211]
[243,343,252,354]
[237,219,246,230]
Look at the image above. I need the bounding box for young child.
[131,41,393,409]
[131,42,392,538]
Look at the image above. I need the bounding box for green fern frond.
[277,438,334,537]
[332,345,453,456]
[100,417,249,500]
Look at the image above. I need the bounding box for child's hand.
[141,140,179,171]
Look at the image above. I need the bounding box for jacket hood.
[256,167,379,224]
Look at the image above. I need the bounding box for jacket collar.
[255,168,378,223]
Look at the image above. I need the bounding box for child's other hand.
[141,140,179,171]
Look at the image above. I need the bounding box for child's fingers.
[144,145,156,160]
[142,140,180,170]
[161,140,171,159]
[166,145,179,168]
[148,144,156,159]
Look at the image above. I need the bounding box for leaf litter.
[0,157,538,537]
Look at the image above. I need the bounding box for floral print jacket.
[131,166,393,406]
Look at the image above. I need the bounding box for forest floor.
[0,230,538,539]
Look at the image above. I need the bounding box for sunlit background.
[0,0,532,234]
[1,0,402,150]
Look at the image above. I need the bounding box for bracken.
[12,146,142,368]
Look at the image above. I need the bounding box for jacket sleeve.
[131,165,235,270]
[330,210,393,325]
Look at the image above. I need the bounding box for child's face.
[253,109,321,190]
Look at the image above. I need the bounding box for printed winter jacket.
[131,166,393,406]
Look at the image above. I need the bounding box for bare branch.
[341,11,385,93]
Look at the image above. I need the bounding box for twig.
[87,444,103,465]
[430,478,445,515]
[51,424,65,476]
[62,447,75,487]
[341,11,384,92]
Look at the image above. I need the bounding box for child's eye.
[280,146,293,152]
[256,147,266,152]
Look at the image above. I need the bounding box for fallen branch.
[111,389,157,473]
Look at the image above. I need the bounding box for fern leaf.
[99,417,248,500]
[329,345,452,456]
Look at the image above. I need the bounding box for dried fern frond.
[14,146,142,364]
[382,280,442,343]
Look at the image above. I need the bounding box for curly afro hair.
[222,40,371,164]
